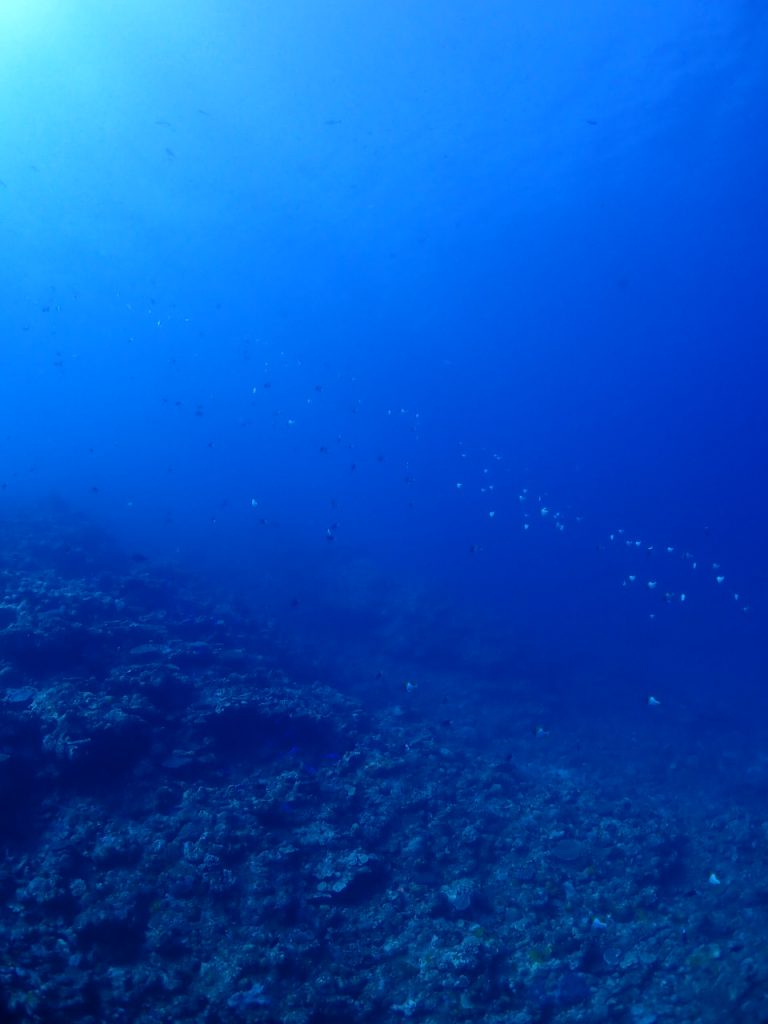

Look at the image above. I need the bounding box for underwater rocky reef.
[0,510,766,1024]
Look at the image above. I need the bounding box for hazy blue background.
[1,1,766,724]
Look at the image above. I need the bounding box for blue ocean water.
[1,3,767,1021]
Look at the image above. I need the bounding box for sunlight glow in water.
[0,0,58,44]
